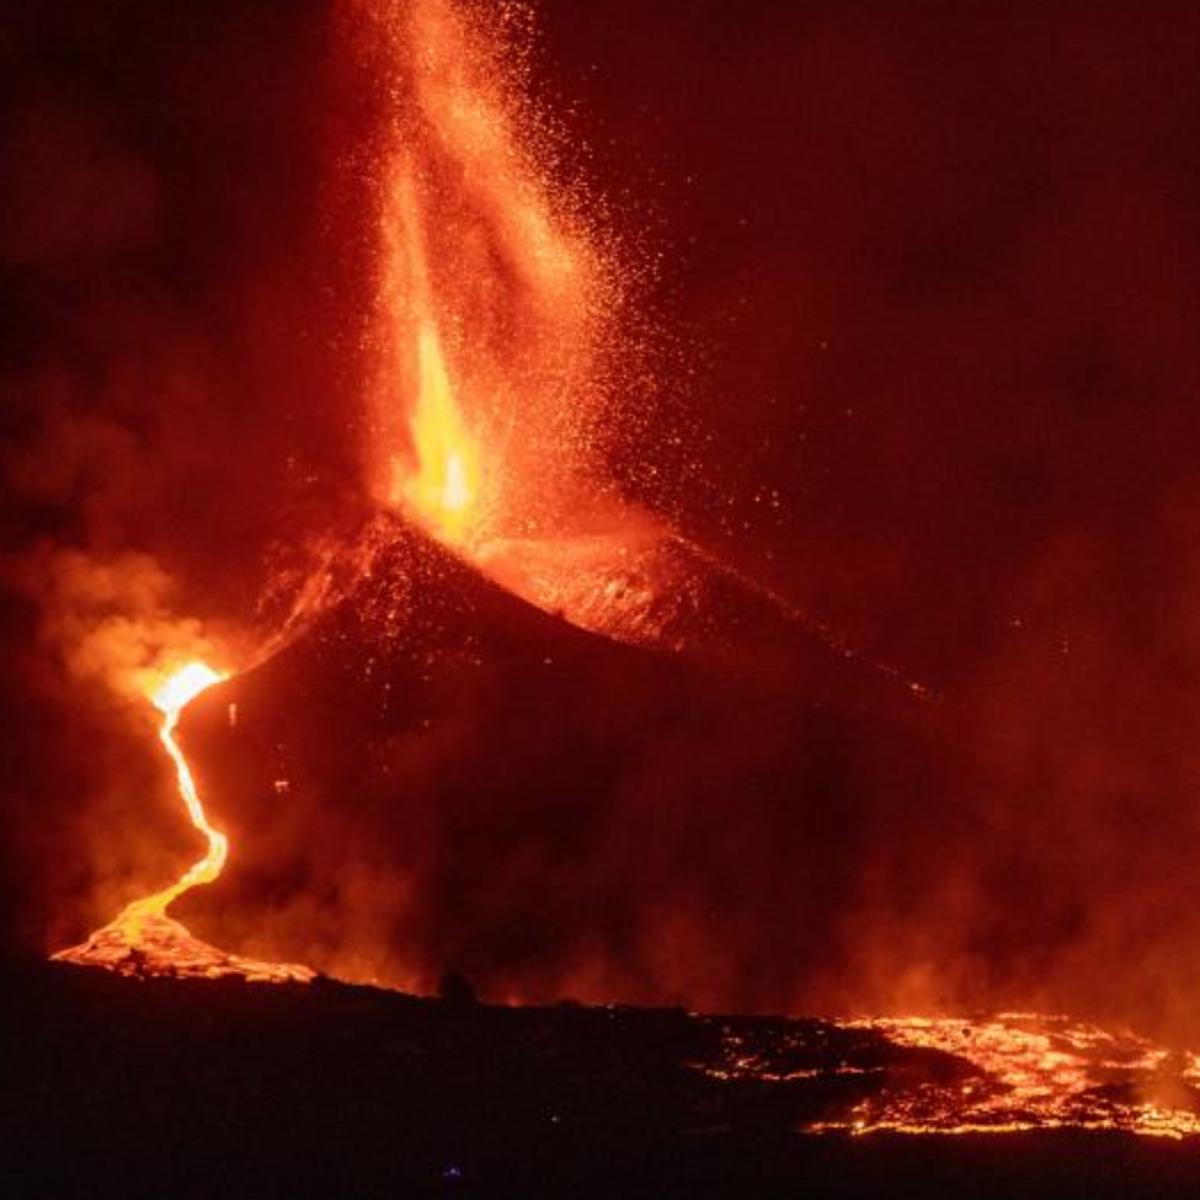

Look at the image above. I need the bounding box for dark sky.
[5,0,1200,1038]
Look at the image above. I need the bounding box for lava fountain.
[359,0,710,649]
[361,0,899,663]
[53,660,313,983]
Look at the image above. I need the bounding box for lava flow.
[829,1014,1200,1139]
[53,662,313,984]
[694,1012,1200,1141]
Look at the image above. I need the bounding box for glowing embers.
[53,662,314,985]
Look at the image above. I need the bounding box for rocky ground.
[6,960,1200,1198]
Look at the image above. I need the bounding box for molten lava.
[403,321,482,548]
[361,0,696,645]
[53,662,313,983]
[828,1014,1200,1139]
[695,1012,1200,1140]
[149,662,228,900]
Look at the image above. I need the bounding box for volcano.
[11,0,1200,1193]
[29,518,1200,1174]
[151,513,935,1003]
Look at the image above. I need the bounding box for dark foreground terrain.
[5,961,1200,1198]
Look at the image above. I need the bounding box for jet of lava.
[362,0,929,679]
[362,0,712,649]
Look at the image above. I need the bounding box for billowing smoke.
[6,0,1200,1044]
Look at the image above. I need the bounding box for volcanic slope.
[167,516,948,1009]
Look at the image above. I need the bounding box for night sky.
[6,0,1200,1039]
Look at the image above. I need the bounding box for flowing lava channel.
[53,663,313,983]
